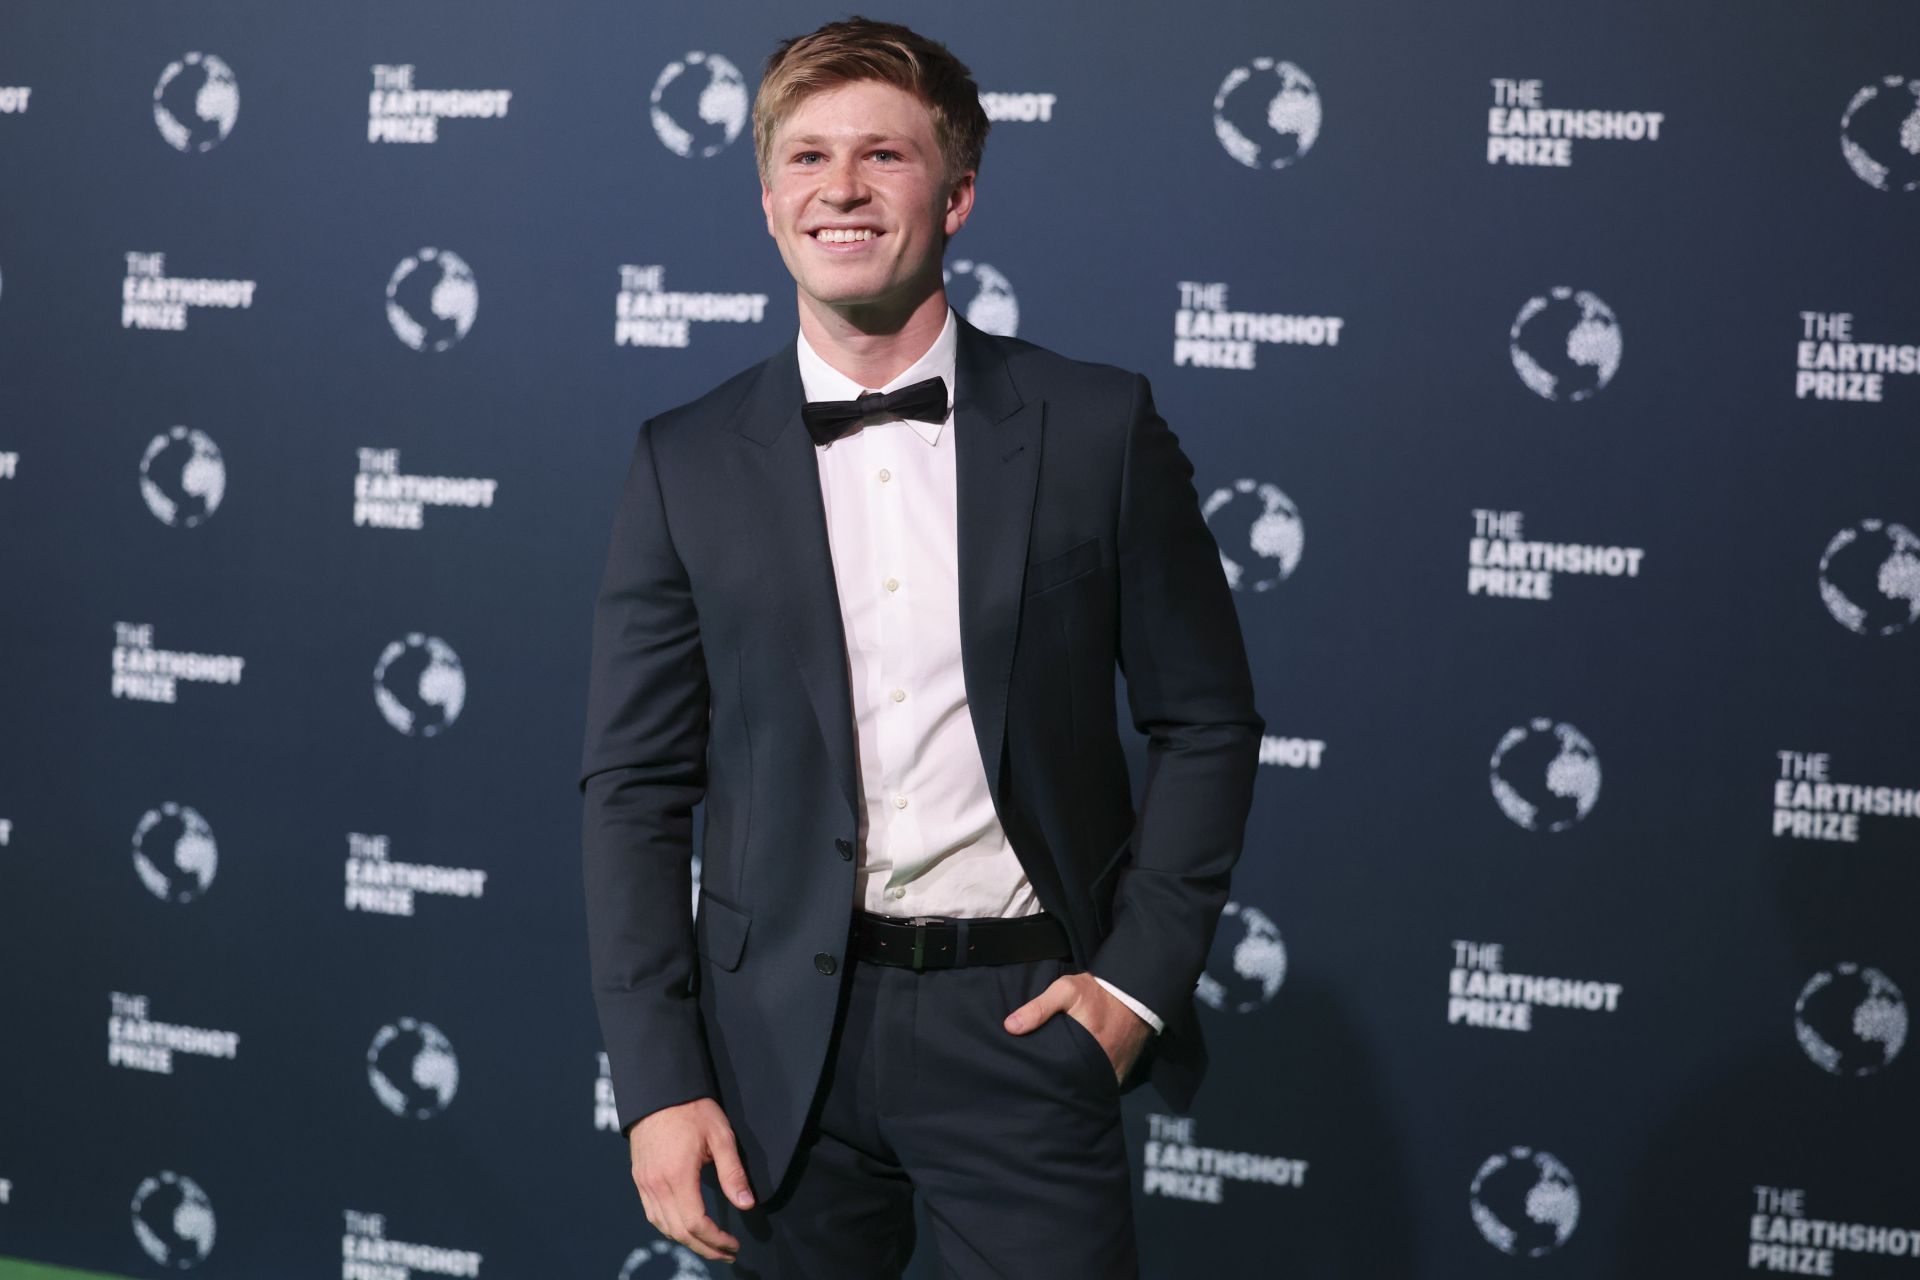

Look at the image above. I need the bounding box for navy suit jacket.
[579,311,1263,1195]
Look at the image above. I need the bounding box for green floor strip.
[0,1259,136,1280]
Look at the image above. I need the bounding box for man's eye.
[795,152,822,164]
[871,150,899,162]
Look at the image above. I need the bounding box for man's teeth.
[815,228,877,243]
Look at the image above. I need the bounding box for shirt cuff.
[1095,977,1164,1034]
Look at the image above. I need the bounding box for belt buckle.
[908,916,942,971]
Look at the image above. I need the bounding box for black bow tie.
[801,376,949,447]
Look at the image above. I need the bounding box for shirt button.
[893,794,908,809]
[814,953,838,976]
[888,886,906,901]
[890,688,906,702]
[878,468,891,482]
[835,838,853,860]
[884,577,899,592]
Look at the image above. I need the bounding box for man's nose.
[819,155,869,206]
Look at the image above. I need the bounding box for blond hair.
[754,15,990,188]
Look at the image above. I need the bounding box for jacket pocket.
[694,889,751,971]
[1024,536,1101,596]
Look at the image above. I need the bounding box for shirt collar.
[795,306,956,447]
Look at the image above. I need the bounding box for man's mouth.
[810,228,881,244]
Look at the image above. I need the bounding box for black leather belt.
[850,910,1072,971]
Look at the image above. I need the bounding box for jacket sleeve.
[579,419,716,1138]
[1089,373,1266,1025]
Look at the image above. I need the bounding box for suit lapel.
[726,314,1043,826]
[952,316,1042,814]
[728,345,862,818]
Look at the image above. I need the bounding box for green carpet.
[0,1259,134,1280]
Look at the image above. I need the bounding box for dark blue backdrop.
[2,2,1918,1277]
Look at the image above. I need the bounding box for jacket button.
[814,953,838,976]
[835,838,853,860]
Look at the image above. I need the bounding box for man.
[580,15,1262,1276]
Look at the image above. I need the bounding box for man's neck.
[797,288,951,389]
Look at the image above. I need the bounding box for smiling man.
[580,15,1263,1277]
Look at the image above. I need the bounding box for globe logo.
[943,260,1019,336]
[1489,719,1602,832]
[1195,901,1286,1013]
[130,1170,216,1268]
[140,426,226,528]
[153,53,239,153]
[386,248,478,353]
[1818,519,1920,637]
[620,1241,713,1279]
[367,1017,460,1118]
[373,634,467,737]
[1840,76,1920,194]
[1202,478,1303,592]
[649,52,749,159]
[1795,963,1909,1077]
[1469,1147,1580,1257]
[1509,288,1623,402]
[132,803,218,904]
[1213,58,1322,170]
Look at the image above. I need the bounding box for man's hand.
[628,1096,755,1263]
[1003,971,1152,1085]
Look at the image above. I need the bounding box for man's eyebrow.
[784,132,915,148]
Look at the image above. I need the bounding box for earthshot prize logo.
[373,634,466,737]
[1485,78,1665,167]
[614,265,769,350]
[1467,509,1645,602]
[1818,519,1920,636]
[1489,719,1602,832]
[1773,751,1920,844]
[1469,1147,1580,1257]
[1749,1186,1920,1274]
[944,260,1019,336]
[387,249,477,352]
[595,1052,618,1131]
[1140,1113,1307,1206]
[368,64,512,144]
[649,52,748,158]
[367,1017,460,1118]
[1794,963,1908,1078]
[1203,479,1304,593]
[342,1209,484,1279]
[108,991,240,1075]
[1447,940,1622,1033]
[153,53,237,153]
[111,622,246,705]
[1173,281,1343,371]
[619,1241,714,1279]
[1839,75,1920,194]
[1195,900,1285,1014]
[345,832,488,917]
[1795,312,1920,403]
[123,252,257,332]
[354,448,498,531]
[141,427,226,528]
[1510,288,1623,402]
[979,91,1057,123]
[132,803,218,903]
[131,1170,216,1269]
[1213,57,1321,169]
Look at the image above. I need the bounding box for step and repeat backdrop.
[2,1,1917,1277]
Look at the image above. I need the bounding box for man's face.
[761,79,974,318]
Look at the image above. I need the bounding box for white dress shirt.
[796,306,1162,1033]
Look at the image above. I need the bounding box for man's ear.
[943,169,976,238]
[761,180,775,237]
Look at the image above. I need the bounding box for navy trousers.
[710,951,1140,1278]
